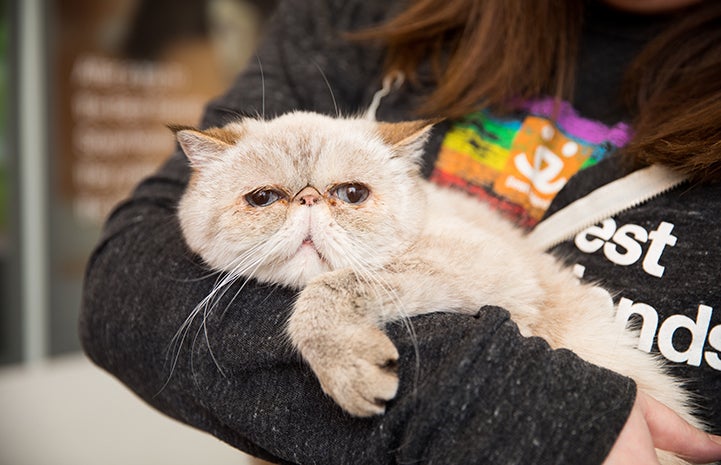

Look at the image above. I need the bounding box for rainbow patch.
[430,98,631,228]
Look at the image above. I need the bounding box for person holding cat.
[80,0,721,464]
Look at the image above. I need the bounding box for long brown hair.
[354,0,721,181]
[624,2,721,181]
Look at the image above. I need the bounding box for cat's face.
[176,112,434,288]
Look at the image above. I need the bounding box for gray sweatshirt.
[79,0,720,463]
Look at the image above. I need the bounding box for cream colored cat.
[175,111,700,464]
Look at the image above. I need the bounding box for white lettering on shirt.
[614,297,719,371]
[574,220,677,277]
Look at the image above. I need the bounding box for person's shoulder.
[322,0,400,15]
[284,0,401,29]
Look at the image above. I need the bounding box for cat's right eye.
[245,189,284,207]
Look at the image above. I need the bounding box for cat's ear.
[169,124,243,168]
[377,119,443,160]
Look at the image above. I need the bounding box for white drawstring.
[364,71,405,120]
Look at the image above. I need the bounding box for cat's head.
[175,111,435,288]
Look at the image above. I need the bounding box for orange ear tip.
[167,123,196,134]
[424,117,445,126]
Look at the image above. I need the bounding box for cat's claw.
[307,326,400,417]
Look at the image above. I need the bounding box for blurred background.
[0,0,278,463]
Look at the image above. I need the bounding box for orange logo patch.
[493,116,592,221]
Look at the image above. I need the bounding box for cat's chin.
[257,246,332,289]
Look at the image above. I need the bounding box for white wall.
[0,355,255,465]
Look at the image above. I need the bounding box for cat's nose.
[294,186,321,206]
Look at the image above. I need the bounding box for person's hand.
[603,390,721,465]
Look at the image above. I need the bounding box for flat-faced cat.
[175,111,701,465]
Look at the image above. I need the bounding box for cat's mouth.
[298,235,330,266]
[299,235,321,255]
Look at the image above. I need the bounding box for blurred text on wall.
[3,0,275,365]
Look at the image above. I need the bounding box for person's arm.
[80,165,635,462]
[80,0,640,463]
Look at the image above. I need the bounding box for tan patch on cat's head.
[173,122,246,169]
[377,119,442,148]
[168,122,245,145]
[203,124,245,145]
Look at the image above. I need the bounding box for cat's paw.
[306,326,400,417]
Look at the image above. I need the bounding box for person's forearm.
[80,145,635,465]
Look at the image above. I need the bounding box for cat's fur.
[176,111,700,464]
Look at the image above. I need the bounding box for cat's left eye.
[332,183,370,204]
[246,189,284,207]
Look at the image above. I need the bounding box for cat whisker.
[184,307,229,391]
[157,299,205,397]
[202,234,293,340]
[210,245,278,319]
[162,240,275,389]
[202,291,227,378]
[169,265,226,283]
[256,55,265,119]
[312,59,339,117]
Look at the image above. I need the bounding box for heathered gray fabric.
[545,157,721,436]
[76,0,709,463]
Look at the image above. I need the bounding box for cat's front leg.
[287,269,400,417]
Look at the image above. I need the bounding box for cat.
[174,111,701,464]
